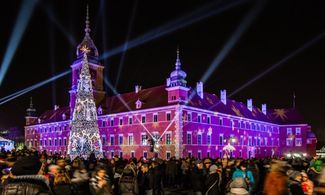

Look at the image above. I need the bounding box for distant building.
[24,12,317,159]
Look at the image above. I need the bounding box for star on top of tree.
[80,45,90,54]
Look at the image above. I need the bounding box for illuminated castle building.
[24,13,317,160]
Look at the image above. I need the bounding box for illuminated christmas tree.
[67,47,103,159]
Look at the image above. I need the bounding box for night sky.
[0,0,324,146]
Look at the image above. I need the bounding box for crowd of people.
[0,148,325,195]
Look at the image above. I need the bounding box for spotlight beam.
[188,0,266,101]
[208,30,325,111]
[0,0,38,86]
[100,0,250,60]
[115,0,138,89]
[103,78,154,139]
[40,2,77,46]
[229,30,325,98]
[0,70,71,106]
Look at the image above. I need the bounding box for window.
[131,151,135,158]
[119,135,123,145]
[197,134,202,145]
[219,118,223,126]
[129,117,133,125]
[40,140,43,146]
[257,137,260,146]
[166,113,171,121]
[49,139,52,146]
[207,116,211,124]
[119,151,123,158]
[219,151,223,158]
[141,134,147,145]
[207,151,210,158]
[198,150,202,159]
[187,132,192,144]
[102,120,106,127]
[248,136,252,146]
[271,138,274,146]
[59,139,62,146]
[143,151,148,159]
[296,128,301,136]
[44,139,47,146]
[119,118,123,126]
[102,136,106,145]
[166,151,171,160]
[128,134,134,145]
[64,138,67,146]
[188,151,192,158]
[295,138,302,146]
[287,128,292,135]
[240,136,244,145]
[110,135,115,146]
[286,138,293,146]
[197,115,201,123]
[110,119,114,126]
[219,134,224,145]
[141,115,146,123]
[153,114,158,122]
[264,138,268,146]
[187,113,192,121]
[254,137,257,146]
[207,134,211,145]
[166,133,172,145]
[111,151,114,158]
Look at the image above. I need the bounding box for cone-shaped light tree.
[68,47,103,159]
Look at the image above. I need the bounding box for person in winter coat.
[165,157,177,187]
[232,161,254,193]
[263,160,290,195]
[205,164,219,195]
[71,161,90,194]
[138,163,152,195]
[90,165,112,195]
[287,170,304,195]
[119,163,139,195]
[301,171,314,195]
[191,160,205,195]
[1,156,53,195]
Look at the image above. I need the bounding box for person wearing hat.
[287,169,304,195]
[301,171,314,195]
[226,178,249,195]
[205,164,220,195]
[1,155,53,195]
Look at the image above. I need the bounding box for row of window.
[186,132,280,147]
[186,113,278,133]
[26,125,69,134]
[286,127,302,136]
[101,113,172,127]
[286,138,302,147]
[101,133,173,146]
[27,138,67,147]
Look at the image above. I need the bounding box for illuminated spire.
[175,46,181,70]
[26,97,36,116]
[85,5,91,36]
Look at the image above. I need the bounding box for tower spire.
[175,46,181,70]
[29,97,33,108]
[85,5,91,36]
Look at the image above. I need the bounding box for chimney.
[196,81,203,99]
[220,90,227,105]
[166,78,171,87]
[135,85,142,93]
[54,105,59,110]
[247,99,253,112]
[262,104,267,115]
